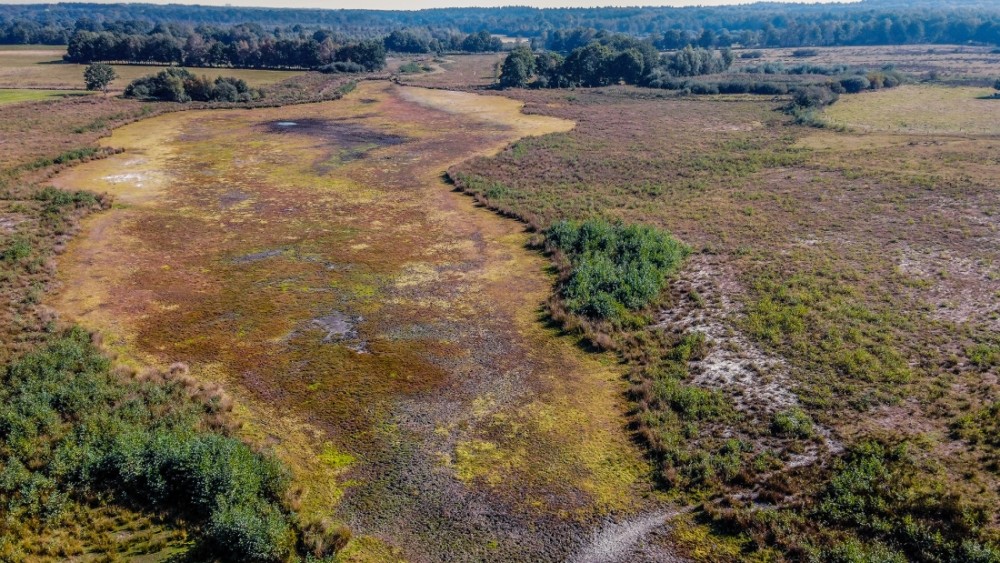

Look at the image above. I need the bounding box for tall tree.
[499,46,536,88]
[83,63,117,94]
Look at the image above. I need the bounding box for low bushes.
[0,328,300,560]
[318,61,365,74]
[124,68,263,103]
[545,218,688,324]
[815,441,998,562]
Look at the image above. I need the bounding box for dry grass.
[733,44,1000,82]
[0,46,305,90]
[397,53,503,89]
[445,54,1000,557]
[823,84,1000,135]
[0,87,94,105]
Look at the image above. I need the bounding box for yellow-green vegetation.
[0,46,303,90]
[0,88,92,105]
[47,81,652,559]
[824,84,1000,135]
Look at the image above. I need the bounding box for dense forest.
[58,26,502,70]
[2,1,1000,48]
[64,24,390,70]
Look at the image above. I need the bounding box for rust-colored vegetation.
[46,81,658,560]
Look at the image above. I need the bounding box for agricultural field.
[0,45,304,90]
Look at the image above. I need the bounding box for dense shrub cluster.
[124,68,263,103]
[648,78,789,95]
[0,328,299,560]
[742,62,851,75]
[501,39,731,88]
[545,219,688,322]
[713,439,1000,562]
[813,441,1000,562]
[318,61,365,74]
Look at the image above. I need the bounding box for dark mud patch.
[263,118,407,149]
[231,248,285,265]
[219,189,251,209]
[264,118,409,171]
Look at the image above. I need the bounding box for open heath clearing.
[46,80,681,561]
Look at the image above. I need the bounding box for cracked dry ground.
[47,81,678,561]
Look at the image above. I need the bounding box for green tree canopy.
[83,62,117,94]
[499,46,536,88]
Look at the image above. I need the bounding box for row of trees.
[2,1,1000,46]
[65,29,388,71]
[59,24,511,71]
[500,42,733,89]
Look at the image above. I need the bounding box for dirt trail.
[49,82,667,561]
[570,510,687,563]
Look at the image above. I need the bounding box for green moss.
[319,443,356,471]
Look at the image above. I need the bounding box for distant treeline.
[60,24,509,70]
[2,1,1000,48]
[65,26,390,70]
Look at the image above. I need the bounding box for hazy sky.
[2,0,852,9]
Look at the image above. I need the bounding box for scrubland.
[444,53,1000,560]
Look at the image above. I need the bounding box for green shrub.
[124,69,263,103]
[815,440,998,562]
[793,85,839,109]
[821,539,907,563]
[546,219,688,322]
[1,236,32,263]
[792,48,820,58]
[839,76,872,94]
[0,328,299,560]
[319,61,365,74]
[967,343,1000,369]
[770,408,815,438]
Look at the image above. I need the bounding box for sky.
[1,0,852,9]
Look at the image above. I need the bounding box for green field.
[0,88,93,105]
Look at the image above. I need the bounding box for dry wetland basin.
[48,82,672,560]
